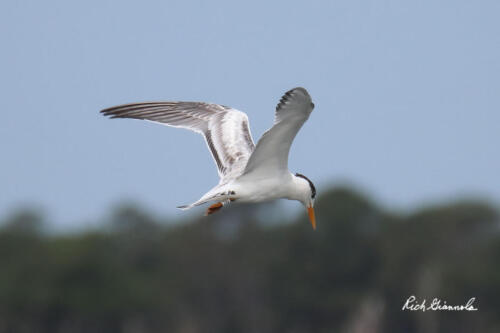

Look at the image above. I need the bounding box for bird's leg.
[204,191,236,216]
[225,191,237,204]
[205,202,223,215]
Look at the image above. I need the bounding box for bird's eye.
[310,102,315,109]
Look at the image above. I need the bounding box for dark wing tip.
[99,102,158,119]
[289,87,309,94]
[100,106,122,118]
[101,110,126,119]
[276,87,312,112]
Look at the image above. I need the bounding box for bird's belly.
[232,177,290,203]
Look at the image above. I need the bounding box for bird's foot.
[204,195,236,216]
[205,202,223,215]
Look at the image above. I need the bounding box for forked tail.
[176,188,236,214]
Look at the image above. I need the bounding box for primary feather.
[101,102,255,182]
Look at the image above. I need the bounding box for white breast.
[232,173,294,203]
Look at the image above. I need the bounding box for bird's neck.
[287,174,309,201]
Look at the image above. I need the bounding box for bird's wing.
[242,87,314,177]
[101,102,255,181]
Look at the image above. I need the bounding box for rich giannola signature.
[402,295,478,311]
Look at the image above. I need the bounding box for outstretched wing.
[242,87,314,177]
[101,101,255,181]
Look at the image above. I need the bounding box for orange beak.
[307,206,316,230]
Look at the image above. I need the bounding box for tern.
[101,87,317,229]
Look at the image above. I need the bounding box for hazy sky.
[1,0,499,230]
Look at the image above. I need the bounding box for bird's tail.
[176,186,233,211]
[176,204,194,211]
[176,197,214,211]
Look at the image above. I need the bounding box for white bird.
[101,87,317,229]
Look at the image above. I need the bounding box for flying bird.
[101,87,317,229]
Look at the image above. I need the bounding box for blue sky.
[1,0,499,230]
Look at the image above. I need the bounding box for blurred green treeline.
[0,186,499,333]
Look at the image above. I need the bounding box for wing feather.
[243,87,314,177]
[101,101,255,181]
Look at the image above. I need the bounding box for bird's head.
[294,173,317,230]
